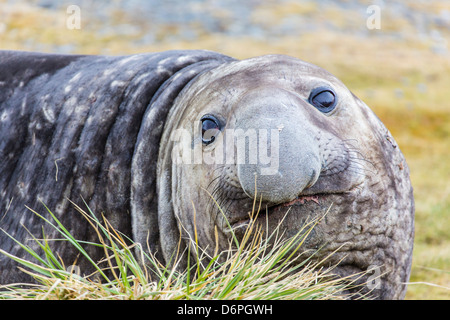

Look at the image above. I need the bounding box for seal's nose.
[235,89,322,204]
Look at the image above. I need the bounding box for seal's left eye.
[308,87,337,113]
[201,115,221,145]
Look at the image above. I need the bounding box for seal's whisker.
[341,141,373,163]
[220,199,234,230]
[346,147,369,160]
[210,181,225,200]
[208,172,224,193]
[206,175,222,192]
[345,155,377,170]
[327,152,377,176]
[346,150,376,169]
[206,176,224,226]
[341,138,360,144]
[346,156,377,169]
[207,188,224,227]
[345,164,377,177]
[341,139,362,150]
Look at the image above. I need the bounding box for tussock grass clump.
[0,202,362,300]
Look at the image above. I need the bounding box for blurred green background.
[1,0,449,299]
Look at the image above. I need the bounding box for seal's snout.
[235,89,322,205]
[236,130,321,204]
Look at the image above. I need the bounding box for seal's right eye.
[201,115,221,145]
[308,86,337,113]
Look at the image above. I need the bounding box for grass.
[0,0,449,299]
[0,202,365,300]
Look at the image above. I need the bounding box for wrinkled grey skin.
[0,50,414,299]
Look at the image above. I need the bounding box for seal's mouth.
[226,180,364,234]
[273,194,320,208]
[227,179,364,230]
[228,194,322,232]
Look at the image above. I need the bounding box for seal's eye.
[201,115,221,145]
[308,87,337,113]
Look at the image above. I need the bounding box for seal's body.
[0,50,414,299]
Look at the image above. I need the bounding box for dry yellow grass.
[0,201,362,300]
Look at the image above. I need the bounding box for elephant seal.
[0,50,414,299]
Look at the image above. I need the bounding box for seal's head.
[158,55,414,299]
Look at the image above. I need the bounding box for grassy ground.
[0,201,363,300]
[0,1,449,299]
